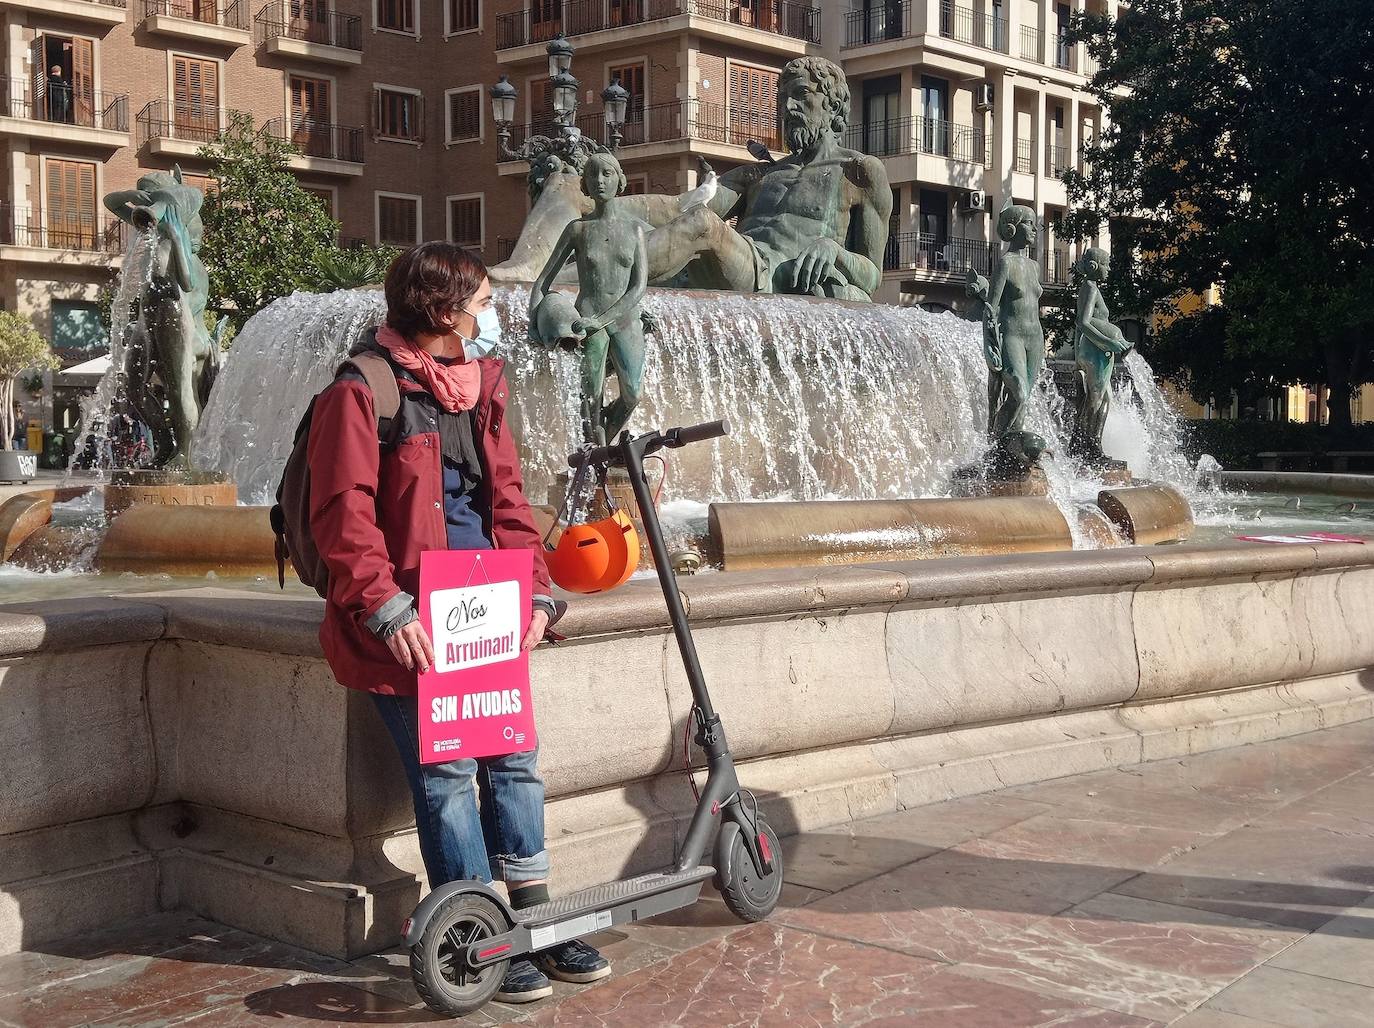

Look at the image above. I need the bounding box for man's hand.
[522,608,550,652]
[791,238,844,294]
[386,620,435,675]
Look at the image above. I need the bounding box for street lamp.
[601,77,629,150]
[551,69,580,129]
[546,34,574,78]
[490,74,517,152]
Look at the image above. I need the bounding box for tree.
[304,243,399,292]
[197,114,338,331]
[1063,0,1374,424]
[0,311,58,451]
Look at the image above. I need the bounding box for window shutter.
[72,37,94,127]
[413,94,425,143]
[449,197,481,247]
[30,36,46,111]
[369,87,379,137]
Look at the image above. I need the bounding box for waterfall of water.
[193,286,1198,535]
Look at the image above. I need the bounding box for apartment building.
[0,0,822,426]
[823,0,1117,310]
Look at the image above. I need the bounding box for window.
[291,75,335,157]
[448,195,482,249]
[181,172,218,196]
[45,158,97,250]
[51,301,104,359]
[374,87,423,141]
[376,0,414,33]
[289,0,330,43]
[31,34,94,127]
[608,61,645,145]
[861,75,900,154]
[528,76,555,137]
[377,193,419,245]
[172,54,220,141]
[448,0,478,32]
[727,62,779,150]
[624,174,647,195]
[446,87,480,142]
[530,0,561,42]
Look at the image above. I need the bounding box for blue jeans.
[371,693,549,887]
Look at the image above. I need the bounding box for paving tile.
[516,923,1161,1027]
[1004,772,1257,834]
[1204,964,1374,1027]
[1113,822,1374,930]
[782,828,937,891]
[1251,769,1374,838]
[1170,1010,1281,1027]
[957,814,1206,872]
[821,791,1055,851]
[175,976,465,1026]
[1265,900,1374,987]
[950,891,1300,1022]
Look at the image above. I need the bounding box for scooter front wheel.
[410,893,510,1017]
[720,816,784,922]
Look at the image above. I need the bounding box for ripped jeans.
[371,693,549,887]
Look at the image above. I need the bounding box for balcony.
[500,98,781,163]
[842,0,915,47]
[255,6,362,65]
[939,1,1008,54]
[1046,141,1072,179]
[884,232,994,277]
[0,202,126,265]
[262,117,364,175]
[0,78,129,148]
[0,0,126,25]
[1015,136,1033,175]
[139,0,251,46]
[136,100,237,158]
[1019,24,1041,62]
[1042,244,1071,286]
[496,0,819,53]
[845,116,991,166]
[1051,32,1077,72]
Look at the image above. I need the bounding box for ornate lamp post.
[489,33,630,163]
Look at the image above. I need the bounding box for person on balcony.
[46,66,72,124]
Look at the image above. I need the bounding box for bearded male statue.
[492,56,892,303]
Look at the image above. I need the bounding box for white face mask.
[462,305,501,359]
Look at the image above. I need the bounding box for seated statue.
[493,56,892,303]
[1070,246,1134,467]
[528,152,656,446]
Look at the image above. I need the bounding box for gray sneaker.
[535,939,612,984]
[496,958,554,1002]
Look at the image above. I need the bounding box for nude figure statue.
[984,204,1047,473]
[1070,246,1134,467]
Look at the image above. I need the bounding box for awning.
[56,353,111,385]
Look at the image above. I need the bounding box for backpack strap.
[343,351,401,421]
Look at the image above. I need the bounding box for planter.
[0,449,38,483]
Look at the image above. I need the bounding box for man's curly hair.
[780,56,851,135]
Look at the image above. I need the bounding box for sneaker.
[534,939,612,984]
[495,959,553,1003]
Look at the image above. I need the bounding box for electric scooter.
[403,419,785,1017]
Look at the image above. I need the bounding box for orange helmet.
[546,509,640,594]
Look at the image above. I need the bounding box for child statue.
[528,151,656,447]
[984,204,1046,473]
[1070,246,1134,467]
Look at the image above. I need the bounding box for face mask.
[461,305,501,360]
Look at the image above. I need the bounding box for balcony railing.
[1015,136,1033,174]
[940,1,1008,53]
[1046,142,1072,178]
[140,0,248,29]
[0,202,126,254]
[1019,24,1041,61]
[1051,32,1076,71]
[496,0,820,49]
[1042,245,1071,284]
[136,99,236,147]
[884,232,995,276]
[0,77,129,131]
[502,98,781,157]
[843,0,915,47]
[263,117,364,163]
[845,115,991,166]
[496,237,517,262]
[254,5,362,49]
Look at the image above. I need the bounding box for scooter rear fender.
[402,879,515,947]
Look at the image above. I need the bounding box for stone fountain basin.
[0,485,1193,579]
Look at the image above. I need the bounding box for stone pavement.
[3,720,1373,1027]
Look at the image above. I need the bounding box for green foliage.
[1064,0,1374,423]
[197,113,338,331]
[1183,420,1374,469]
[305,243,399,292]
[0,310,57,451]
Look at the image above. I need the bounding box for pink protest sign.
[418,548,536,764]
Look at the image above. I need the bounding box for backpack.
[270,352,401,596]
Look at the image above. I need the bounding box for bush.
[1183,420,1374,468]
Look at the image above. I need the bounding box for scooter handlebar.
[567,419,731,468]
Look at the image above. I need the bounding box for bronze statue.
[528,152,656,446]
[963,268,1003,442]
[984,204,1046,472]
[104,168,223,467]
[1070,246,1133,467]
[494,56,892,302]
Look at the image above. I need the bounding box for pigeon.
[678,158,718,213]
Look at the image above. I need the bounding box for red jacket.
[308,350,551,695]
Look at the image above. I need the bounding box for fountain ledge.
[2,541,1373,959]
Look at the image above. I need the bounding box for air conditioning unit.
[965,189,988,212]
[975,83,995,111]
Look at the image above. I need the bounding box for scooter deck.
[515,867,715,933]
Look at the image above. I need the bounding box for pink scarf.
[375,324,481,413]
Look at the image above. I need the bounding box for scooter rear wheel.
[720,816,784,922]
[410,893,510,1017]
